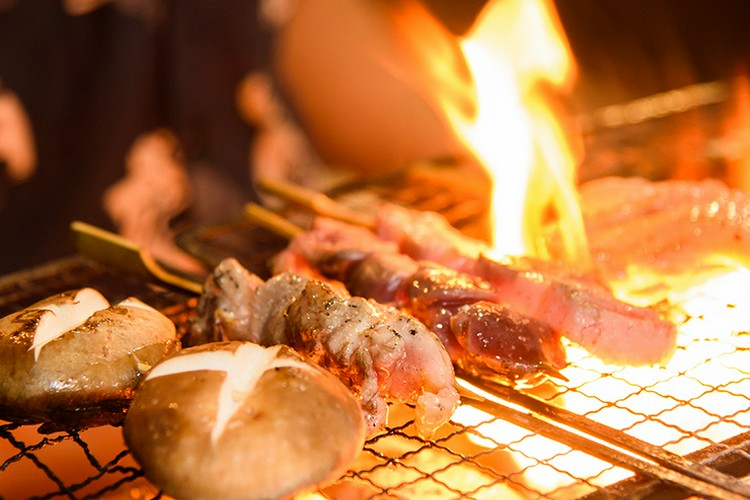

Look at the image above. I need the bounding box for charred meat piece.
[191,258,459,438]
[407,264,573,383]
[403,263,500,362]
[451,301,567,387]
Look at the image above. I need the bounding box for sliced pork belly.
[191,258,459,437]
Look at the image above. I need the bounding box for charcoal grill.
[3,165,750,500]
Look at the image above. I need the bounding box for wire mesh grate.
[3,261,750,499]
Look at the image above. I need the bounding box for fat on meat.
[190,258,459,437]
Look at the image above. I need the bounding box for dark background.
[555,1,750,110]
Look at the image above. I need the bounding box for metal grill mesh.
[4,169,750,499]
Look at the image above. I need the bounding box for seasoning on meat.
[273,218,570,384]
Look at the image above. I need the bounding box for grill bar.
[458,375,750,499]
[582,431,750,499]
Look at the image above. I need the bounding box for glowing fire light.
[455,0,587,262]
[414,0,585,261]
[390,0,587,262]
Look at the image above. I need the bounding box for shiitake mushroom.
[124,341,366,500]
[0,288,178,431]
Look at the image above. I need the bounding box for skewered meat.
[345,252,566,383]
[274,216,677,367]
[376,176,750,284]
[450,301,566,385]
[375,202,487,273]
[549,176,750,283]
[375,200,679,364]
[273,218,569,384]
[403,262,566,383]
[190,258,459,437]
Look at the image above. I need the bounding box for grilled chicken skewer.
[190,258,459,438]
[258,176,750,283]
[352,202,678,366]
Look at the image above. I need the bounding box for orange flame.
[391,0,588,263]
[458,0,587,261]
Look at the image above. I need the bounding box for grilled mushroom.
[124,341,366,500]
[0,288,178,431]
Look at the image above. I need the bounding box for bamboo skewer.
[255,178,376,228]
[243,202,304,239]
[70,221,204,294]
